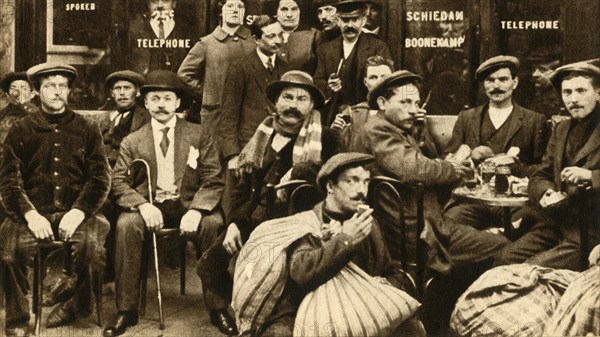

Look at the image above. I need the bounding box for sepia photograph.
[0,0,599,336]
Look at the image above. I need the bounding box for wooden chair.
[368,176,427,298]
[33,241,102,336]
[266,179,323,218]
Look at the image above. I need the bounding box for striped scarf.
[237,109,322,175]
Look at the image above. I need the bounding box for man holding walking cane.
[105,70,226,337]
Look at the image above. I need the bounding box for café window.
[403,0,473,116]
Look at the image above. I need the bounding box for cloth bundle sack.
[294,261,420,337]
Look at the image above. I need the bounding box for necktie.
[160,127,170,157]
[158,20,165,39]
[266,57,274,73]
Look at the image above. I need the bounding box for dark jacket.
[217,50,288,159]
[111,119,224,212]
[314,32,391,105]
[98,106,150,167]
[445,103,549,176]
[227,128,344,240]
[0,100,38,159]
[279,27,320,74]
[0,108,111,219]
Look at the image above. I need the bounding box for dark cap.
[314,0,338,7]
[105,70,145,90]
[367,70,422,109]
[1,72,28,93]
[475,55,520,81]
[333,0,366,15]
[26,62,78,85]
[550,61,600,90]
[140,70,195,111]
[266,70,325,108]
[317,152,374,189]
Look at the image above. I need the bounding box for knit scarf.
[237,109,322,174]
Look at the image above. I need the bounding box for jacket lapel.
[131,106,150,132]
[571,121,600,165]
[472,105,485,143]
[173,119,190,187]
[138,124,159,193]
[500,104,524,152]
[354,34,371,84]
[248,51,271,96]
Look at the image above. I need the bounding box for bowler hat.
[105,70,145,90]
[140,70,195,111]
[367,70,422,109]
[475,55,519,82]
[1,72,28,93]
[266,70,325,108]
[26,62,78,86]
[333,0,367,14]
[317,152,374,189]
[314,0,338,7]
[550,61,600,90]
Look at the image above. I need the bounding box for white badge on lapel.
[187,146,200,169]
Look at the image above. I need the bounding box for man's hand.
[138,203,164,232]
[223,223,243,255]
[341,207,374,246]
[58,209,85,241]
[25,210,53,240]
[449,160,474,179]
[180,209,202,235]
[561,167,592,185]
[327,73,342,93]
[330,114,349,130]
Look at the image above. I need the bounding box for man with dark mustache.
[198,71,344,335]
[443,55,549,229]
[315,0,341,45]
[314,0,391,125]
[494,62,600,270]
[105,70,226,337]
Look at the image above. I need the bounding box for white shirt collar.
[488,105,513,129]
[150,17,175,39]
[151,115,177,132]
[342,37,359,59]
[256,48,276,69]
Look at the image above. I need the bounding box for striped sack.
[294,261,420,337]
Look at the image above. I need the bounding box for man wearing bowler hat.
[494,62,600,270]
[0,62,111,336]
[105,70,226,337]
[443,55,549,229]
[99,70,150,168]
[314,0,391,125]
[198,70,344,335]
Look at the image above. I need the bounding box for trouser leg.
[114,212,145,311]
[197,232,233,309]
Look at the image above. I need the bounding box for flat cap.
[367,70,422,109]
[105,70,145,89]
[333,0,366,14]
[475,55,519,81]
[549,61,600,90]
[1,71,28,93]
[317,152,374,189]
[26,62,78,83]
[266,70,325,108]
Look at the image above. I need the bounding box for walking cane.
[129,159,166,330]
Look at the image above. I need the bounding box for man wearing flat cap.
[198,70,344,334]
[356,69,508,267]
[0,72,38,158]
[443,55,549,229]
[314,0,392,125]
[99,70,150,168]
[106,70,226,337]
[495,62,600,270]
[232,152,425,336]
[0,62,111,335]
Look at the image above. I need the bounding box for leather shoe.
[102,311,138,337]
[209,309,238,335]
[46,302,78,328]
[5,325,29,337]
[43,273,77,307]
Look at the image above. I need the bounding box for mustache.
[281,107,303,119]
[350,194,366,202]
[489,89,505,94]
[343,27,358,34]
[569,104,584,109]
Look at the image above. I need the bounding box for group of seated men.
[1,1,600,337]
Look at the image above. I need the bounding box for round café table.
[452,185,529,239]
